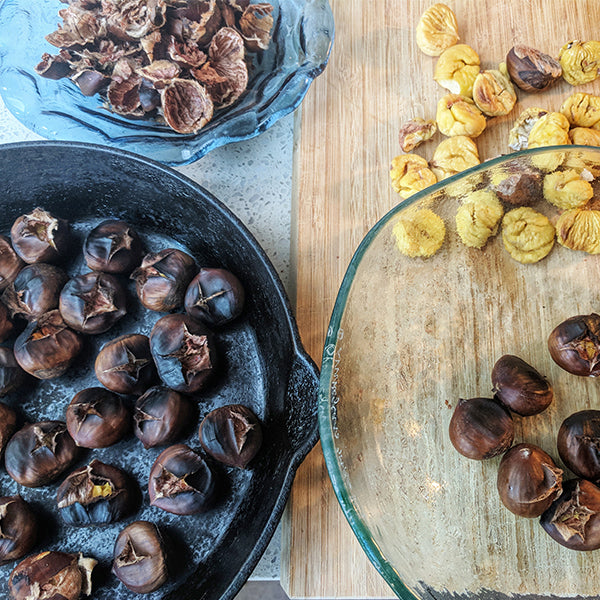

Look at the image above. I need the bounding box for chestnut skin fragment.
[557,410,600,482]
[0,402,17,456]
[0,495,37,565]
[548,314,600,377]
[0,235,24,291]
[0,348,27,397]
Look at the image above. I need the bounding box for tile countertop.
[0,96,295,582]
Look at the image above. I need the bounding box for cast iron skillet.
[0,141,319,600]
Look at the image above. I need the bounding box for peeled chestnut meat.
[548,313,600,376]
[84,219,144,274]
[10,207,70,264]
[148,444,216,515]
[95,333,157,395]
[0,348,27,397]
[112,521,168,593]
[66,387,130,448]
[0,496,37,565]
[199,404,262,468]
[14,310,84,379]
[134,386,192,449]
[557,410,600,481]
[131,248,196,312]
[57,459,137,526]
[0,402,17,456]
[59,271,127,334]
[449,397,514,460]
[492,355,553,416]
[540,479,600,550]
[184,268,245,326]
[0,235,24,291]
[2,263,68,320]
[150,313,216,393]
[9,551,96,600]
[5,421,79,487]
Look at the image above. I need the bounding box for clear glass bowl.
[319,146,600,600]
[0,0,333,165]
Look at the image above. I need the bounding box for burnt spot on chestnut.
[0,496,37,565]
[557,410,600,481]
[84,219,144,274]
[0,235,24,291]
[0,348,27,397]
[0,302,14,344]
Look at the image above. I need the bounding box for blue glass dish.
[0,0,333,165]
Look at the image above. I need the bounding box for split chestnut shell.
[548,313,600,376]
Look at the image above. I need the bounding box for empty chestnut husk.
[150,314,216,393]
[148,444,216,515]
[131,248,196,312]
[95,333,157,395]
[112,521,168,593]
[492,355,554,416]
[0,235,24,291]
[0,402,17,456]
[540,479,600,550]
[14,310,84,379]
[199,404,262,468]
[184,268,245,326]
[59,271,127,334]
[2,263,68,321]
[9,551,96,600]
[449,397,514,460]
[557,410,600,481]
[0,348,27,397]
[84,219,144,274]
[57,459,137,526]
[134,386,192,449]
[10,207,70,264]
[548,314,600,376]
[0,301,14,343]
[66,387,130,448]
[5,421,79,487]
[0,496,37,565]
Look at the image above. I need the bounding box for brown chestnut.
[199,404,262,468]
[131,248,196,312]
[148,444,216,515]
[0,348,27,397]
[95,333,157,395]
[540,479,600,550]
[134,386,192,449]
[449,397,514,460]
[59,271,127,334]
[10,207,70,264]
[112,521,168,593]
[0,402,17,456]
[0,301,14,342]
[83,219,144,274]
[0,235,24,291]
[548,313,600,377]
[0,496,37,565]
[14,310,84,379]
[66,387,130,448]
[4,421,79,487]
[492,354,553,416]
[150,313,216,393]
[557,410,600,481]
[506,45,562,93]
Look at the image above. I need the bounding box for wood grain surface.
[281,1,600,598]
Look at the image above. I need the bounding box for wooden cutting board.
[281,1,600,598]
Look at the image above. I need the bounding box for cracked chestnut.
[66,387,130,448]
[0,496,37,565]
[0,302,14,343]
[0,402,17,456]
[148,444,216,515]
[4,421,79,487]
[557,410,600,481]
[95,333,157,395]
[548,313,600,376]
[59,271,127,334]
[0,235,24,291]
[0,348,27,397]
[112,521,168,594]
[84,219,144,274]
[506,45,562,93]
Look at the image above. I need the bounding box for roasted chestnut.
[548,313,600,376]
[131,248,196,312]
[0,496,37,565]
[59,271,127,334]
[14,310,84,379]
[0,301,14,343]
[9,551,96,600]
[0,235,24,291]
[557,410,600,481]
[0,348,27,397]
[134,386,192,449]
[184,268,245,326]
[112,521,168,593]
[57,459,137,526]
[83,219,144,274]
[150,314,216,393]
[2,263,68,320]
[95,333,157,395]
[10,207,70,264]
[5,421,79,487]
[492,355,554,416]
[66,387,130,448]
[540,479,600,550]
[199,404,262,468]
[148,444,216,515]
[0,402,17,456]
[449,397,514,460]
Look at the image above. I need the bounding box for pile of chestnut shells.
[449,312,600,552]
[0,208,263,599]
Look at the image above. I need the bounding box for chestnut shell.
[0,496,37,565]
[0,301,14,343]
[557,410,600,482]
[0,402,17,457]
[0,348,27,397]
[0,235,24,291]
